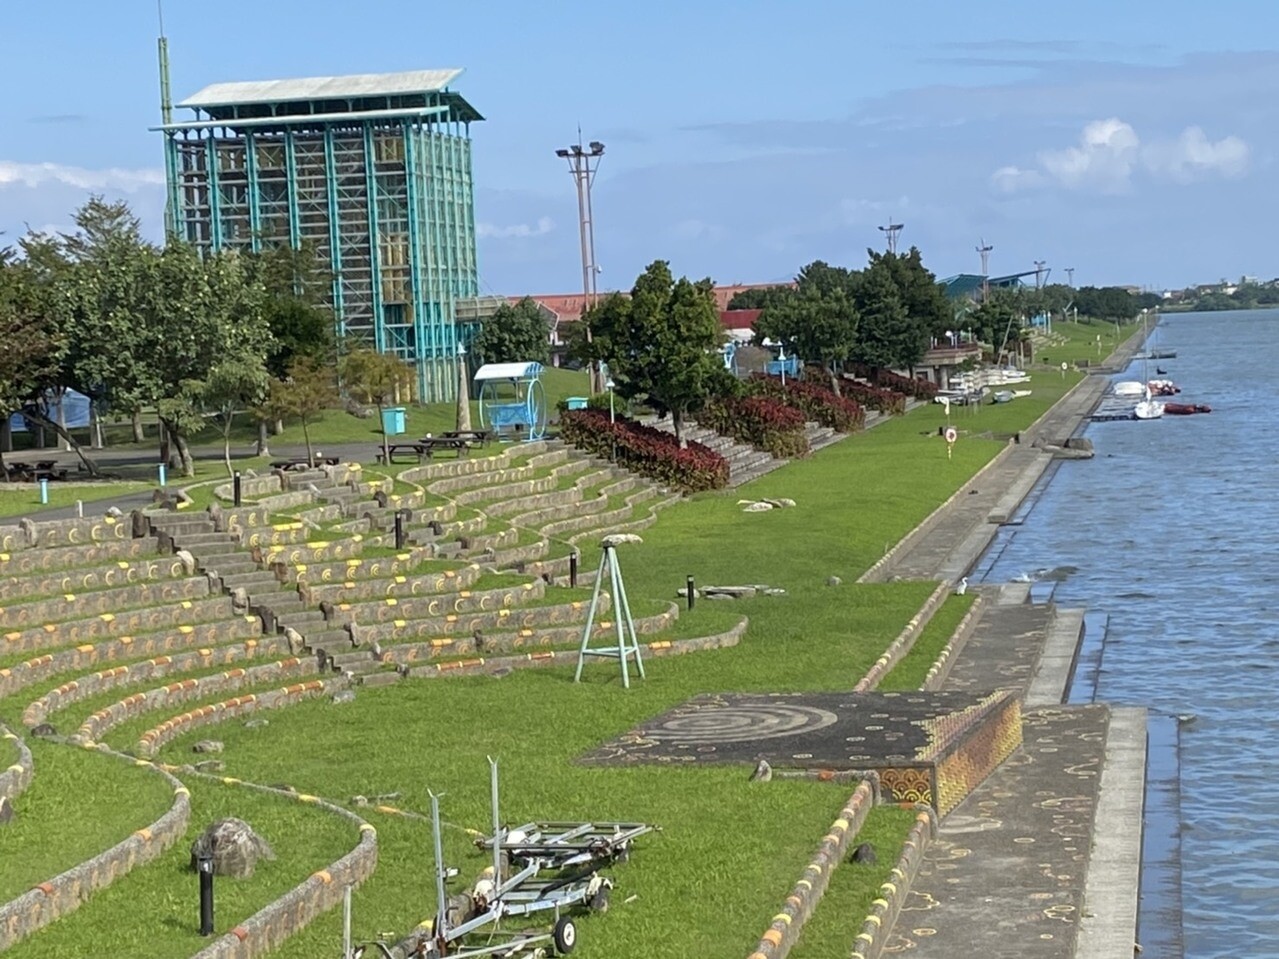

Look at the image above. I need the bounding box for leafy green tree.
[0,250,65,478]
[341,348,414,466]
[851,257,912,370]
[474,297,550,364]
[200,358,269,476]
[576,260,726,443]
[726,285,792,310]
[268,357,337,467]
[753,261,858,394]
[144,243,274,476]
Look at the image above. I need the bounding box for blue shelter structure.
[474,362,547,441]
[154,68,483,402]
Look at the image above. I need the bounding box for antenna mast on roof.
[976,238,993,302]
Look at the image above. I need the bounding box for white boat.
[1113,381,1146,398]
[1134,399,1164,420]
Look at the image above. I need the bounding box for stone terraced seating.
[280,551,432,585]
[298,564,483,604]
[0,577,212,628]
[74,656,319,745]
[0,538,161,576]
[346,597,605,647]
[19,635,297,728]
[0,552,191,603]
[1,595,241,657]
[320,580,547,627]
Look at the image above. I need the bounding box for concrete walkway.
[873,335,1150,958]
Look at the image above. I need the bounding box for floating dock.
[1090,393,1140,421]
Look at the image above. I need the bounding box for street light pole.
[556,135,606,394]
[606,378,616,462]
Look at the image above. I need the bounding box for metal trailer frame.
[420,759,612,957]
[478,821,657,871]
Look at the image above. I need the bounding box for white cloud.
[1039,117,1141,192]
[1142,126,1249,182]
[0,160,164,193]
[476,216,554,239]
[992,118,1250,194]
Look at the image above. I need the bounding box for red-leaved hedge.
[699,395,810,459]
[559,409,729,492]
[850,364,939,400]
[747,375,865,433]
[841,380,907,415]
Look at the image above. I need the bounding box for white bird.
[955,576,968,595]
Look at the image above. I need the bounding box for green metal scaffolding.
[154,70,483,402]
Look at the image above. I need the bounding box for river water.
[974,309,1279,959]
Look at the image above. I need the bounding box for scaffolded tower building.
[156,69,483,401]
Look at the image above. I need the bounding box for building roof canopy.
[177,69,483,125]
[474,362,544,382]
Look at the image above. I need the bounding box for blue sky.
[1,0,1274,294]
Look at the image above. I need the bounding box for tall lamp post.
[606,378,616,461]
[778,346,787,387]
[556,137,606,394]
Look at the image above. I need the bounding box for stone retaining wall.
[20,636,295,728]
[921,594,986,691]
[0,724,33,802]
[299,564,483,604]
[848,808,935,959]
[453,474,559,507]
[0,752,189,952]
[0,617,267,704]
[280,549,432,586]
[20,514,131,549]
[853,583,951,692]
[77,657,318,744]
[350,597,602,646]
[137,678,342,757]
[744,779,876,959]
[327,581,545,626]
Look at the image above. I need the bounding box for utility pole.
[555,134,605,394]
[157,0,176,238]
[1034,260,1048,290]
[878,219,904,255]
[1065,267,1075,287]
[976,239,993,302]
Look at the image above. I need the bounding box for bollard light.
[394,510,407,550]
[570,551,579,589]
[39,478,49,505]
[233,471,242,508]
[159,463,167,488]
[686,574,696,611]
[196,852,215,936]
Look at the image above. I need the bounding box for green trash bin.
[381,407,407,436]
[565,396,589,411]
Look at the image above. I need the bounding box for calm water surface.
[977,310,1279,959]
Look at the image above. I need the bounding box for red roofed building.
[720,309,761,342]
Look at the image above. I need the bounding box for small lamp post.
[778,347,787,387]
[196,851,215,936]
[605,378,616,462]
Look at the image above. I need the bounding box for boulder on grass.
[190,817,275,878]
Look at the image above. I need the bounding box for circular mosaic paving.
[646,704,839,744]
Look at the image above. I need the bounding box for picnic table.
[6,461,68,482]
[440,429,491,447]
[377,437,472,465]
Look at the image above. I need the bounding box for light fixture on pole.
[878,219,904,255]
[778,346,787,387]
[556,135,606,394]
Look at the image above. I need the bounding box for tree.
[726,285,792,311]
[753,261,859,394]
[576,260,726,444]
[200,358,269,476]
[474,297,550,364]
[144,243,274,476]
[851,256,913,370]
[0,251,65,479]
[341,348,414,466]
[267,357,337,467]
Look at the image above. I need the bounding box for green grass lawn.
[0,742,174,903]
[0,481,152,520]
[5,773,356,959]
[878,593,976,691]
[1033,318,1139,367]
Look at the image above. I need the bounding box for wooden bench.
[377,438,470,465]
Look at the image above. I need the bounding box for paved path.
[876,332,1150,959]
